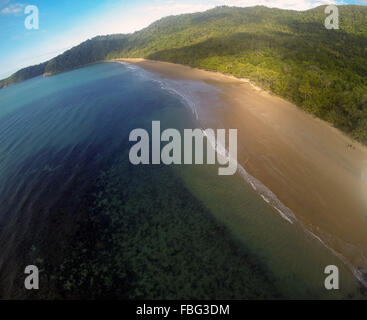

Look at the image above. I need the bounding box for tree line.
[1,5,367,143]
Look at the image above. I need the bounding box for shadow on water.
[1,62,365,299]
[0,140,285,299]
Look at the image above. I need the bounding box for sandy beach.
[117,58,367,283]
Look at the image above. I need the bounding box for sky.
[0,0,365,79]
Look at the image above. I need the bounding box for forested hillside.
[1,5,367,143]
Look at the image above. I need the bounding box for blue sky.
[0,0,365,79]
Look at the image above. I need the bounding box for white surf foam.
[116,61,367,289]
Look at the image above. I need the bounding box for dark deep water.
[0,62,190,297]
[0,62,364,299]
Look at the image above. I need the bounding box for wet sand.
[116,58,367,283]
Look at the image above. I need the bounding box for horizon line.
[1,3,364,82]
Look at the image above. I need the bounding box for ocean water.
[0,62,364,299]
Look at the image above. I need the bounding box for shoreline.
[114,58,367,286]
[114,58,367,152]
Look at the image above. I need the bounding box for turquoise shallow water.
[0,62,364,299]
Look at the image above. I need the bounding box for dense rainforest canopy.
[1,5,367,143]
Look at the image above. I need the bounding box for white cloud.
[36,0,337,69]
[1,2,25,15]
[219,0,338,11]
[0,0,345,79]
[88,0,341,38]
[87,2,215,36]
